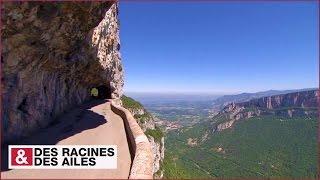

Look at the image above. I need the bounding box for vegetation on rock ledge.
[121,95,143,109]
[145,126,164,143]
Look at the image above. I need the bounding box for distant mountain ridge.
[234,89,318,110]
[214,89,319,132]
[213,88,318,108]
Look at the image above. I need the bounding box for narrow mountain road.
[1,100,132,179]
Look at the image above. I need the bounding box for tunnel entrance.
[96,85,111,99]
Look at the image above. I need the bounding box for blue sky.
[119,2,318,94]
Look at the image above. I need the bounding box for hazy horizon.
[124,87,318,104]
[124,87,318,96]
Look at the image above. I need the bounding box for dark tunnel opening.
[95,85,111,99]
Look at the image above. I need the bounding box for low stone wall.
[110,100,154,179]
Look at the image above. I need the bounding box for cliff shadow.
[1,99,109,172]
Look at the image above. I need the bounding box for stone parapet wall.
[110,100,153,179]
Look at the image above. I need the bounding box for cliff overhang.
[2,2,124,143]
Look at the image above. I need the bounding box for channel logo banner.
[9,145,117,169]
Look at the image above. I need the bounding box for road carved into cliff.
[1,100,131,179]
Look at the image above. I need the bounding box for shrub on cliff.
[145,126,164,143]
[121,95,143,109]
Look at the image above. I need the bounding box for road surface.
[1,100,132,179]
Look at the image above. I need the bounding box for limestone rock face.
[214,90,319,132]
[149,136,165,178]
[2,2,123,143]
[237,90,318,110]
[216,120,235,132]
[128,108,145,117]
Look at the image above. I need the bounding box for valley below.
[132,89,319,178]
[163,116,317,178]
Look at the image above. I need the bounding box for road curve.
[1,100,131,179]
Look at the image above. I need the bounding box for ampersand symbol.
[15,149,28,165]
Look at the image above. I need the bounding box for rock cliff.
[235,89,318,110]
[121,95,165,178]
[214,90,319,132]
[2,2,123,143]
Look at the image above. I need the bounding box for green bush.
[134,111,153,125]
[134,111,152,119]
[154,160,164,178]
[121,95,143,109]
[145,126,164,143]
[118,64,123,71]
